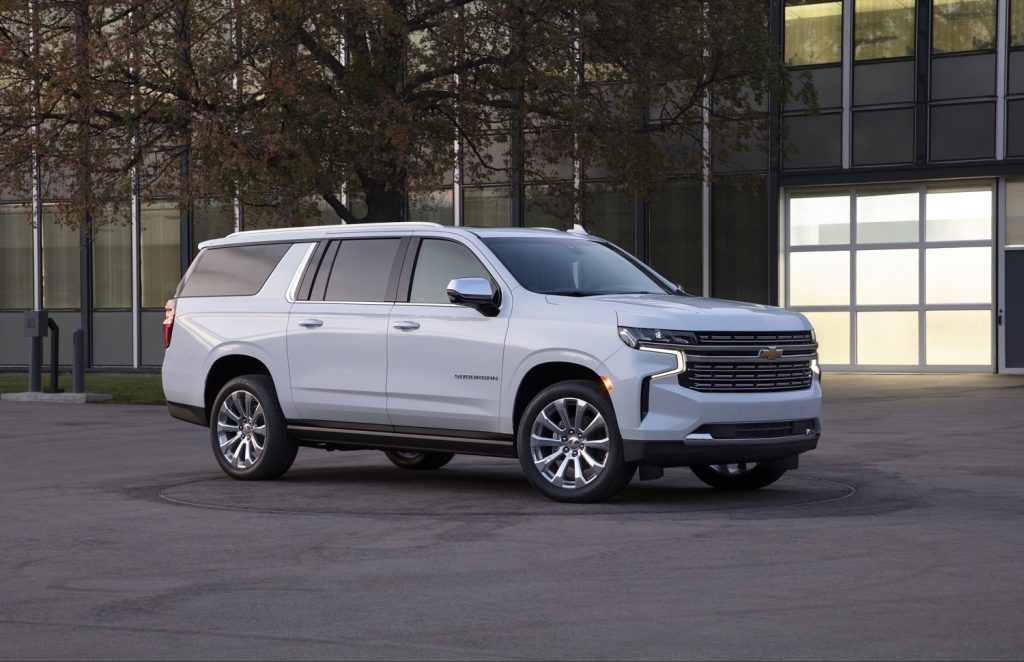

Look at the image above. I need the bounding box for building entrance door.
[999,181,1024,373]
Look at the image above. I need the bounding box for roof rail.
[226,221,443,239]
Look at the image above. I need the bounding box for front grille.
[677,331,817,393]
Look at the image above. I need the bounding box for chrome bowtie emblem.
[759,346,784,360]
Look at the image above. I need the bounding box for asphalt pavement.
[1,374,1022,660]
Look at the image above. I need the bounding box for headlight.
[617,327,695,348]
[617,327,689,378]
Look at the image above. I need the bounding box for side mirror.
[447,277,500,317]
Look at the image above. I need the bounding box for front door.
[387,238,511,433]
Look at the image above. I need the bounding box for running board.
[287,424,516,458]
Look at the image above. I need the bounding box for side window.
[409,239,492,304]
[177,243,291,297]
[323,238,403,302]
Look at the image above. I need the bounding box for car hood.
[543,293,811,332]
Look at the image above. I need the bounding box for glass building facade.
[3,0,1024,373]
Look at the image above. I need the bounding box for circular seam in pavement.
[157,472,857,517]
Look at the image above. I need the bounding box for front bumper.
[622,427,820,466]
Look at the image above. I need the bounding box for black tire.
[517,379,635,503]
[384,450,455,470]
[690,463,787,491]
[210,374,297,480]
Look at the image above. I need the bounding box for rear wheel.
[210,375,297,480]
[690,462,786,491]
[517,380,635,503]
[384,450,455,470]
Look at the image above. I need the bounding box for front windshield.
[482,236,674,296]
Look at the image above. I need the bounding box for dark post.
[24,310,48,393]
[30,339,42,392]
[767,0,784,306]
[73,329,85,394]
[46,318,60,393]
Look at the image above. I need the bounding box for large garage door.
[784,182,994,371]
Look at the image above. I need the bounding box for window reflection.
[785,1,843,66]
[855,0,916,60]
[933,0,996,54]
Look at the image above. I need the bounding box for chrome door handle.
[298,319,323,328]
[392,320,420,331]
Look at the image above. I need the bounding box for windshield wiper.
[542,290,604,297]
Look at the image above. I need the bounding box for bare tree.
[0,0,812,227]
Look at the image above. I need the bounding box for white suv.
[162,222,821,502]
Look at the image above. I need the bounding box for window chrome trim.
[285,243,318,303]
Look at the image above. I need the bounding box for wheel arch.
[512,361,606,435]
[204,354,274,422]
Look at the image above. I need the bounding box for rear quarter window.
[177,243,292,297]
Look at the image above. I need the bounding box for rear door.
[386,237,511,433]
[287,236,408,425]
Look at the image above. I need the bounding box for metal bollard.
[73,329,85,394]
[46,318,60,394]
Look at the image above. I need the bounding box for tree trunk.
[360,172,407,223]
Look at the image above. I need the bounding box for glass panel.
[929,102,996,162]
[463,187,510,227]
[926,247,992,303]
[789,251,851,305]
[409,189,454,225]
[925,188,992,242]
[324,240,403,302]
[785,1,843,66]
[192,202,232,255]
[525,185,573,230]
[1013,0,1024,46]
[857,311,919,365]
[855,0,916,60]
[583,183,634,255]
[926,310,992,365]
[711,178,770,304]
[482,237,670,296]
[42,206,80,309]
[790,194,850,245]
[933,0,997,54]
[649,180,702,293]
[410,239,491,304]
[856,191,919,243]
[857,249,919,304]
[1006,181,1024,246]
[141,203,182,308]
[93,220,131,309]
[179,244,290,298]
[0,205,33,309]
[802,311,851,364]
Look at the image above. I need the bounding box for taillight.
[163,299,176,348]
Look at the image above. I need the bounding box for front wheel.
[690,462,787,491]
[517,380,635,503]
[384,450,455,471]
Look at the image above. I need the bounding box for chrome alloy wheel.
[709,462,757,476]
[216,390,267,470]
[530,397,609,490]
